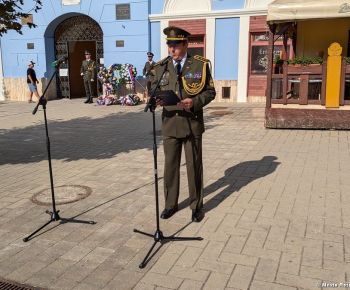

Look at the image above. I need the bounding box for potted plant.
[287,56,323,74]
[287,56,323,66]
[273,55,284,74]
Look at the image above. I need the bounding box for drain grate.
[0,278,46,290]
[209,110,233,116]
[31,185,92,206]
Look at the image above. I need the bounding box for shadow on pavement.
[178,156,280,213]
[0,109,224,165]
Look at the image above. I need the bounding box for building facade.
[0,0,274,102]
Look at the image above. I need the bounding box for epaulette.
[194,55,212,72]
[194,55,210,63]
[153,56,170,67]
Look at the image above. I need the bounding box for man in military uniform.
[143,52,156,96]
[80,50,96,103]
[152,26,216,222]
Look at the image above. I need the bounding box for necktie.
[176,60,183,99]
[176,60,182,76]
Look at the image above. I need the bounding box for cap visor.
[166,40,183,45]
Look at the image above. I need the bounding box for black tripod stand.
[133,59,203,269]
[23,62,95,243]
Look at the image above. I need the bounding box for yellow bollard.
[326,42,342,108]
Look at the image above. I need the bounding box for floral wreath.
[97,63,137,91]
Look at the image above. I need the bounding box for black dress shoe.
[192,209,205,223]
[84,99,89,103]
[160,207,178,219]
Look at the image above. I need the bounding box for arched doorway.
[54,15,103,98]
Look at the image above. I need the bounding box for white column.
[206,17,215,77]
[160,20,169,59]
[237,15,250,103]
[0,39,4,101]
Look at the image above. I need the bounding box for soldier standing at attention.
[143,51,156,97]
[80,50,96,104]
[152,26,216,222]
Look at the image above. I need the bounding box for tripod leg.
[23,219,54,242]
[133,229,154,238]
[166,236,203,241]
[139,240,158,269]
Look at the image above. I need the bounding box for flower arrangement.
[97,63,138,91]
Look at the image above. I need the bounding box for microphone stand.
[23,63,95,242]
[134,61,202,269]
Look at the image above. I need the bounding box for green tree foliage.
[0,0,42,36]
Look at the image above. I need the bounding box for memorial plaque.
[116,4,130,20]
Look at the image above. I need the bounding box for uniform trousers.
[163,134,203,210]
[83,78,93,100]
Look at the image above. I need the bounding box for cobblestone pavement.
[1,99,350,290]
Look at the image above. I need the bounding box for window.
[21,14,33,25]
[222,87,231,99]
[188,35,205,57]
[250,32,291,75]
[116,4,130,20]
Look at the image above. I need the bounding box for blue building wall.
[1,0,150,78]
[214,18,240,80]
[151,0,165,14]
[150,22,161,60]
[212,0,245,10]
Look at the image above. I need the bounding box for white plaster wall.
[245,0,274,8]
[164,0,211,13]
[237,16,250,102]
[206,18,215,78]
[160,20,169,59]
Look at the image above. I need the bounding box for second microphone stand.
[23,63,95,242]
[134,60,202,269]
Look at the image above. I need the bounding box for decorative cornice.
[149,8,268,22]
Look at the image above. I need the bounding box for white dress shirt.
[172,53,187,72]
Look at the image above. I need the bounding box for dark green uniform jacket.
[80,60,96,80]
[152,54,216,138]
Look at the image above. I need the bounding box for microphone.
[159,56,171,66]
[51,56,67,67]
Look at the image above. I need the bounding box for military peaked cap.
[163,26,190,45]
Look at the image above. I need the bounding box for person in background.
[27,60,39,103]
[143,52,156,97]
[80,50,96,104]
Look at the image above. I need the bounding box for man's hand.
[178,98,193,110]
[155,98,163,107]
[91,79,94,82]
[80,73,84,76]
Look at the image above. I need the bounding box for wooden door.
[68,41,97,98]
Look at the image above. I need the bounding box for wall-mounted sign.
[21,15,33,25]
[27,43,34,50]
[59,68,68,77]
[116,40,125,47]
[116,4,130,20]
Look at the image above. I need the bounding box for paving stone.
[2,101,350,289]
[227,265,255,289]
[178,279,203,290]
[202,272,229,290]
[250,280,297,290]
